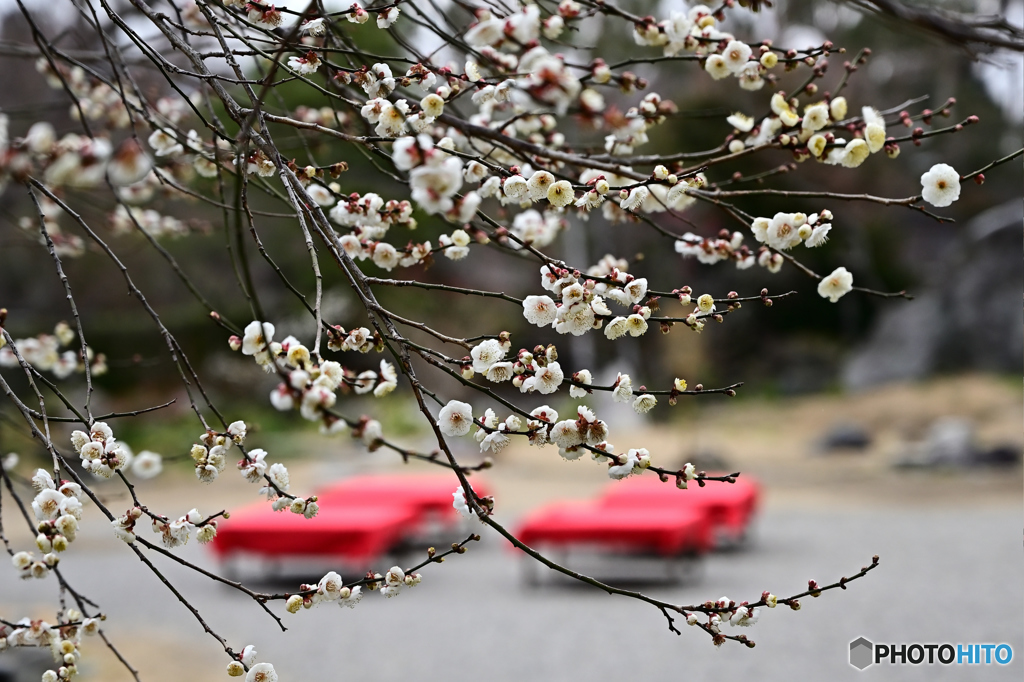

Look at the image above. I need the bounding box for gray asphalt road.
[2,504,1020,681]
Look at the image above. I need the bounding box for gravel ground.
[2,504,1020,681]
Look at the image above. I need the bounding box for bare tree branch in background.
[845,0,1024,53]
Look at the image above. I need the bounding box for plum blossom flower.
[704,54,731,79]
[452,486,473,517]
[722,40,752,74]
[730,606,761,627]
[607,449,640,479]
[380,565,405,598]
[522,295,557,326]
[764,212,805,250]
[569,369,592,398]
[465,16,503,47]
[633,394,657,414]
[130,450,162,479]
[830,96,849,120]
[805,223,831,248]
[527,171,555,201]
[502,174,529,200]
[437,400,473,437]
[147,129,182,157]
[480,429,510,453]
[288,52,321,75]
[241,321,274,356]
[549,419,583,449]
[612,373,633,403]
[547,180,574,207]
[533,362,564,394]
[840,139,870,168]
[801,103,829,133]
[239,449,268,483]
[554,302,596,336]
[625,314,647,337]
[817,266,853,302]
[245,663,278,682]
[620,186,649,211]
[301,18,325,35]
[920,163,960,207]
[485,362,514,383]
[377,6,400,28]
[604,317,628,340]
[471,339,505,373]
[318,571,345,601]
[32,489,65,521]
[863,107,886,153]
[420,93,444,118]
[727,112,755,132]
[409,156,463,214]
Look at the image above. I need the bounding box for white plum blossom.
[288,52,321,75]
[547,180,574,207]
[607,449,642,479]
[245,663,278,682]
[764,213,805,251]
[502,175,529,200]
[802,103,830,132]
[549,419,583,449]
[805,223,832,248]
[480,429,510,453]
[452,487,473,517]
[522,295,557,326]
[633,394,657,414]
[527,171,555,201]
[620,186,649,211]
[863,106,886,153]
[377,7,400,28]
[242,321,274,356]
[920,163,961,207]
[130,450,163,479]
[471,339,505,373]
[731,606,761,627]
[409,156,463,214]
[554,301,596,336]
[817,266,854,302]
[485,362,514,383]
[532,362,564,394]
[437,400,473,437]
[569,369,592,398]
[722,40,752,74]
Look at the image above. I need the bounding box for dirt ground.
[0,374,1020,680]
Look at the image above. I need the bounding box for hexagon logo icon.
[850,637,874,670]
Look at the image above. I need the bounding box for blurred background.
[0,0,1021,680]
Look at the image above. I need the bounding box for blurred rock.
[676,450,731,472]
[0,648,52,682]
[972,444,1022,466]
[817,422,872,452]
[894,417,975,468]
[843,200,1023,389]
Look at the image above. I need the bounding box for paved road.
[2,505,1020,681]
